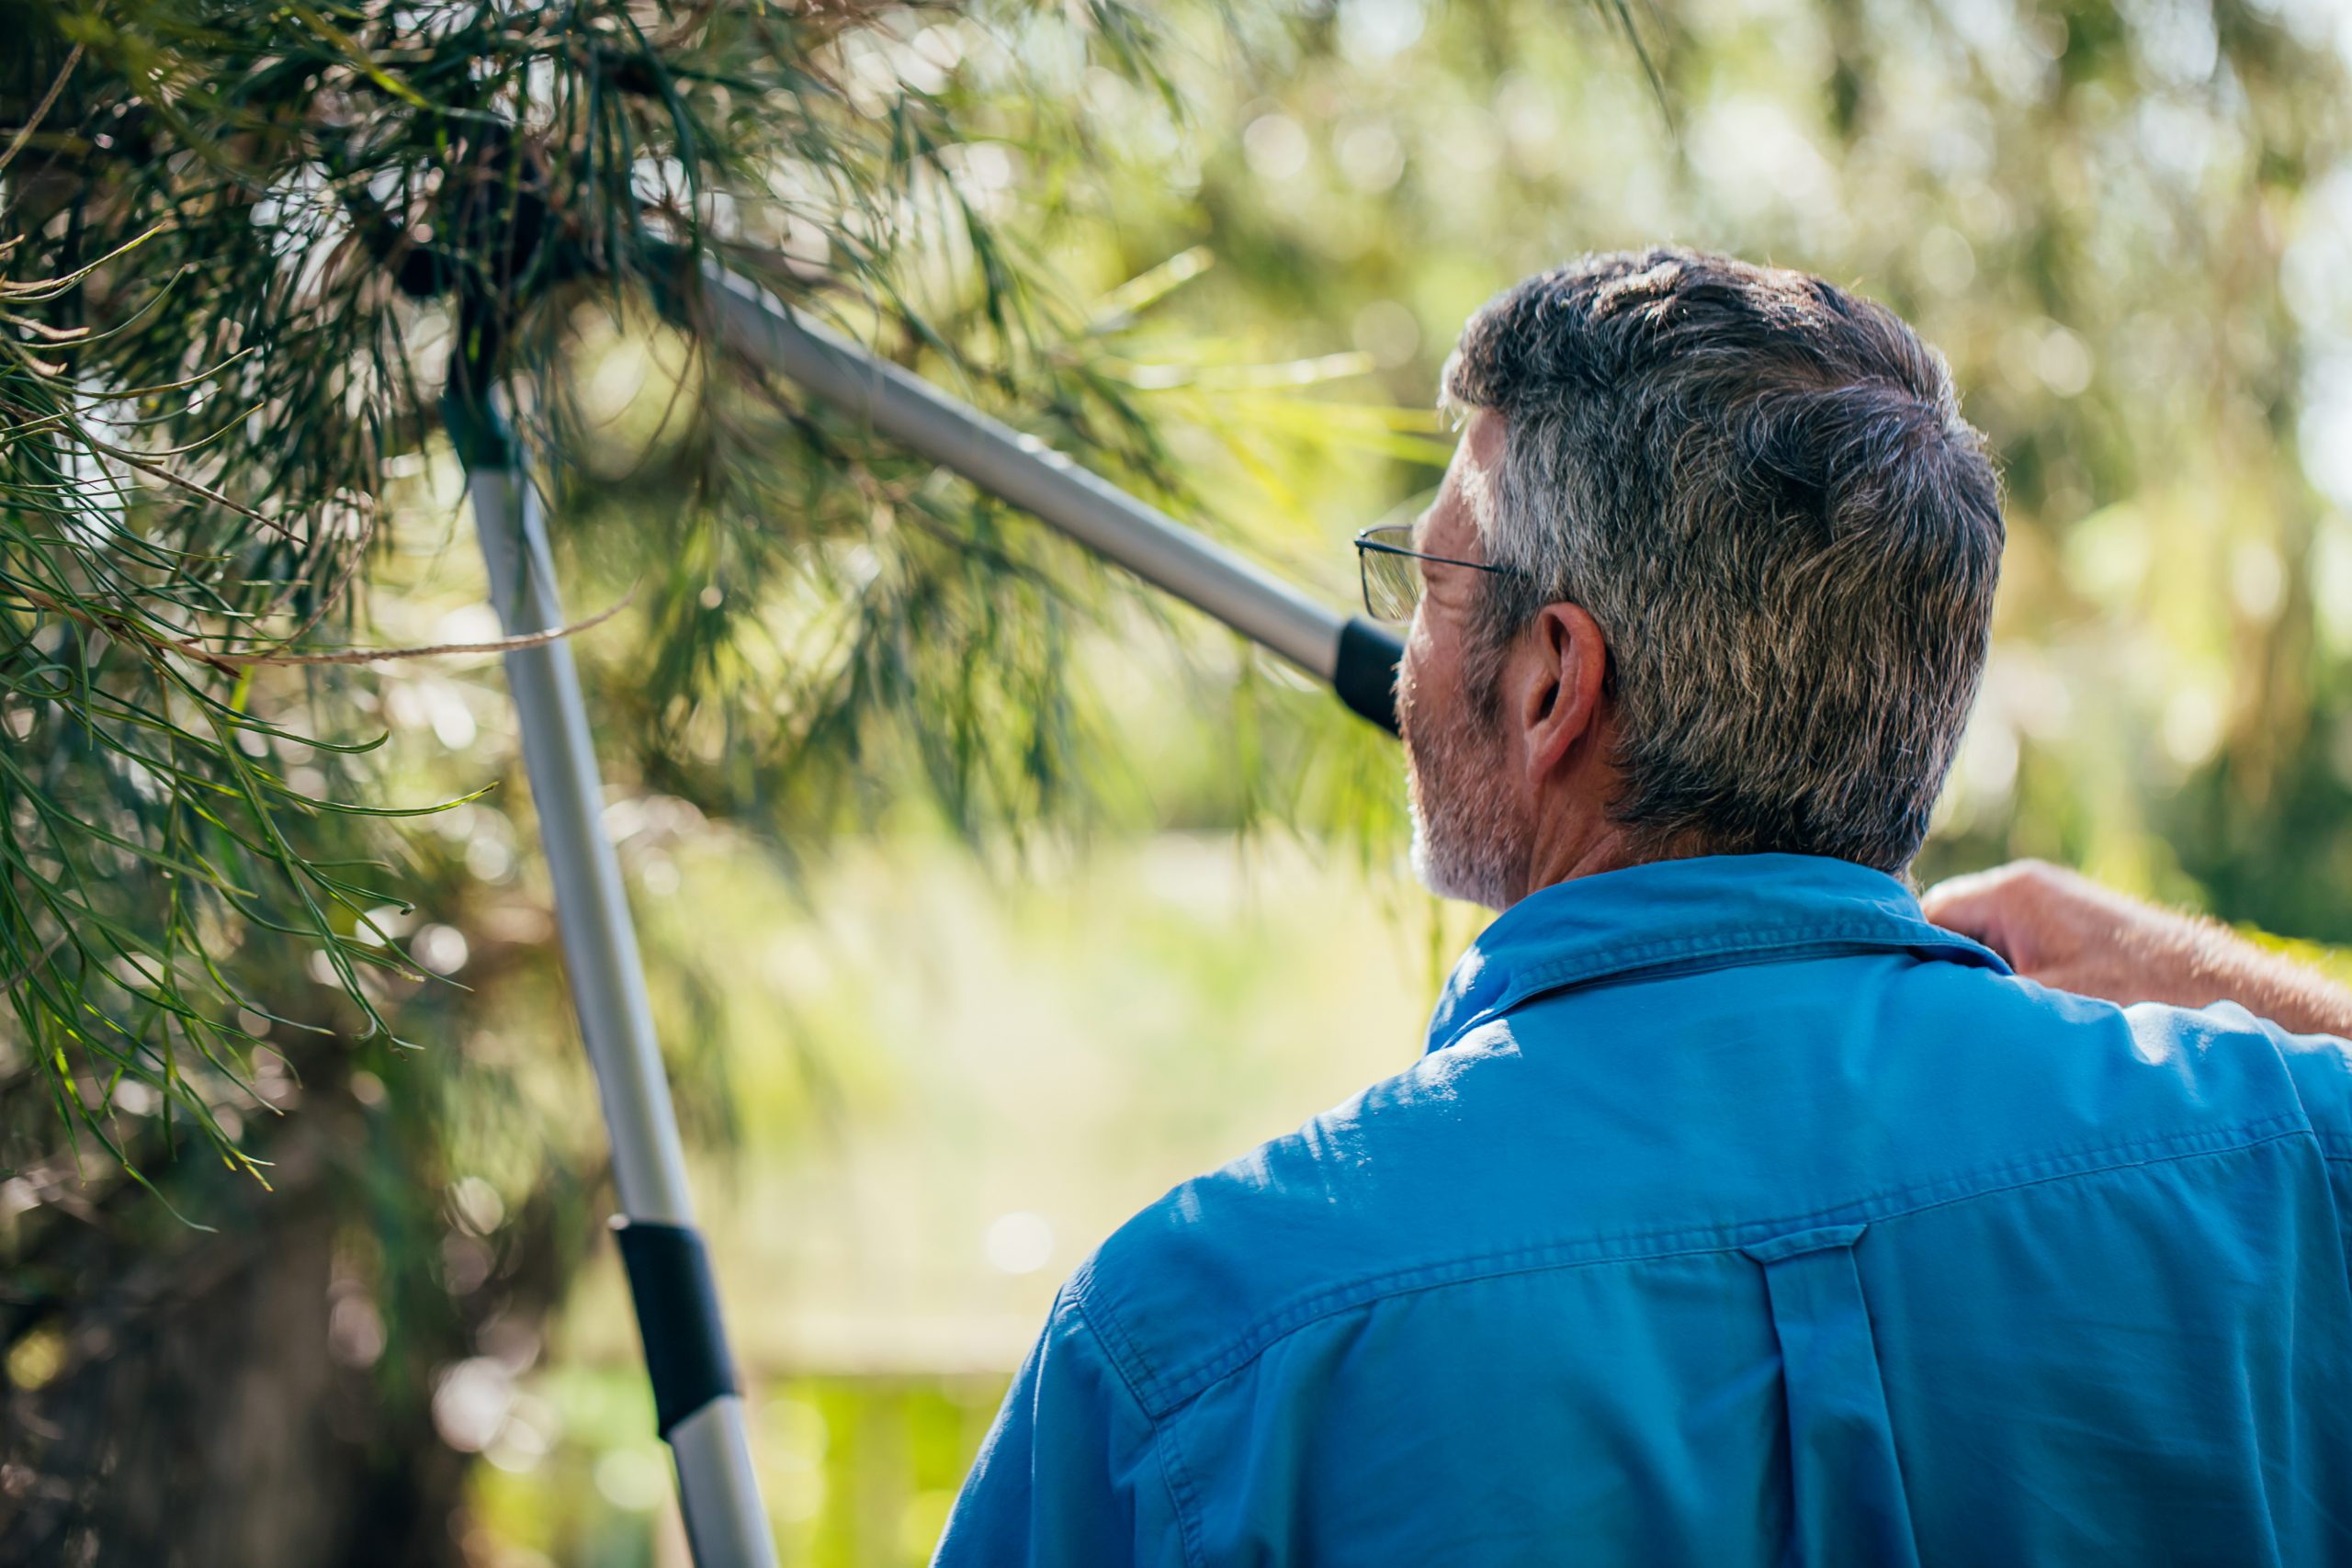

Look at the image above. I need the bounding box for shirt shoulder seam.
[1128,1115,2317,1417]
[1152,1402,1209,1568]
[1066,1292,1203,1566]
[1070,1290,1159,1418]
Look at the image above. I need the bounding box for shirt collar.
[1425,852,2011,1055]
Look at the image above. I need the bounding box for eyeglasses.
[1351,523,1530,623]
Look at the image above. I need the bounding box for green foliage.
[0,0,1210,1170]
[2,164,423,1179]
[2,6,1282,1554]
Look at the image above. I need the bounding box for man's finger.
[1920,868,2004,932]
[1919,868,2032,967]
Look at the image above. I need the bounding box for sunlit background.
[9,0,2352,1562]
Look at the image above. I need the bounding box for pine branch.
[0,0,1193,1181]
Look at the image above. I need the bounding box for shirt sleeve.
[931,1284,1184,1568]
[2214,1007,2352,1310]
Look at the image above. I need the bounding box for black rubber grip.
[1333,616,1403,736]
[611,1218,741,1437]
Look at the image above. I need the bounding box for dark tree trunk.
[0,1048,571,1567]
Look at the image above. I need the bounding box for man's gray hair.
[1442,248,2004,875]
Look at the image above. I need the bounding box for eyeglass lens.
[1359,525,1421,621]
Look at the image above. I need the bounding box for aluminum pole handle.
[464,433,778,1568]
[698,265,1402,734]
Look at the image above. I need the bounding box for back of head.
[1443,249,2005,874]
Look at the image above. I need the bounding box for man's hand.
[1922,859,2352,1039]
[1922,861,2215,1007]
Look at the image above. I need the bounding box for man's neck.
[1509,821,1642,908]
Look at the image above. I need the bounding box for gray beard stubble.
[1404,692,1530,913]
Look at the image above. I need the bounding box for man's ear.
[1512,602,1611,782]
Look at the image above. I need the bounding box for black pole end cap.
[1333,617,1403,737]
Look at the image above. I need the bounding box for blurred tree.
[1077,0,2352,927]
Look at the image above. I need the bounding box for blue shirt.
[933,853,2352,1566]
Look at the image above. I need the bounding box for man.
[932,250,2352,1565]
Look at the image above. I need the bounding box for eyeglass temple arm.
[693,265,1404,737]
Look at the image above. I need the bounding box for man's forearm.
[2119,914,2352,1039]
[1922,860,2352,1039]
